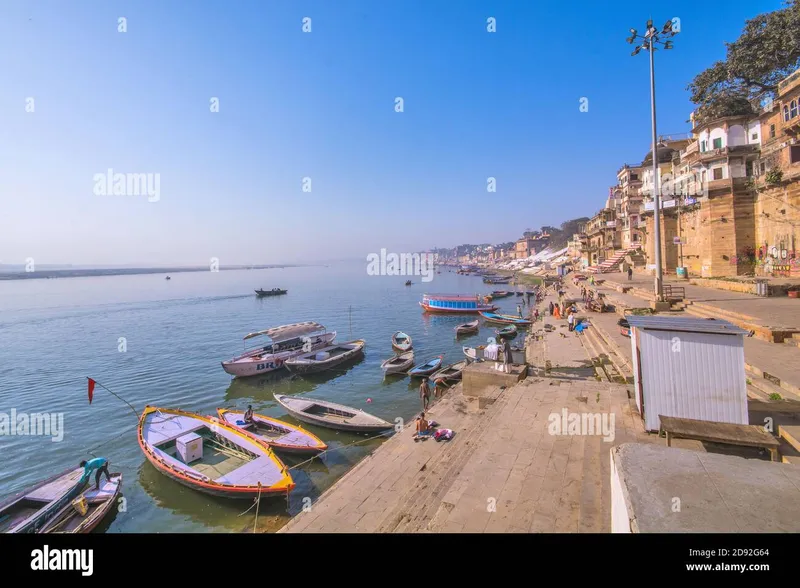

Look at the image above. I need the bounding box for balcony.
[606,220,617,228]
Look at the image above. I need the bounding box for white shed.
[627,315,749,432]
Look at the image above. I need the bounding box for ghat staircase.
[586,245,643,274]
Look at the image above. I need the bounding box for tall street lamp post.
[627,19,677,303]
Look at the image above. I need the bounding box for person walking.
[517,304,523,318]
[568,312,575,332]
[549,301,555,316]
[627,266,633,281]
[502,337,514,373]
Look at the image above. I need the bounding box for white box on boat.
[315,351,330,360]
[176,432,203,463]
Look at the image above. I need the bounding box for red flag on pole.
[88,378,96,404]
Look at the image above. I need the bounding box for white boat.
[273,394,393,433]
[283,340,366,375]
[221,322,336,378]
[381,351,414,375]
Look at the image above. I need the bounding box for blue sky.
[0,0,782,265]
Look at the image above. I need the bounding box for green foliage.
[688,0,800,124]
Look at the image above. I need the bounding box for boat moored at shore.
[419,294,497,314]
[283,339,366,375]
[217,408,327,454]
[273,394,393,433]
[138,406,294,500]
[222,322,336,378]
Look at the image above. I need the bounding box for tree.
[688,0,800,124]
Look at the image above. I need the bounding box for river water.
[0,261,534,532]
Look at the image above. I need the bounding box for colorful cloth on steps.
[434,429,455,441]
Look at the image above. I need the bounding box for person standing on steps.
[628,266,633,281]
[419,377,431,411]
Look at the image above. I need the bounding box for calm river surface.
[0,261,532,532]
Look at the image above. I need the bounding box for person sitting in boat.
[79,457,112,491]
[244,405,255,424]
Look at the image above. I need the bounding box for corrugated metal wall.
[639,329,747,431]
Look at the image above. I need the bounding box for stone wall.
[753,181,800,277]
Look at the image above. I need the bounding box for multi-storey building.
[613,163,644,250]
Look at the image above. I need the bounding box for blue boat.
[479,311,532,326]
[408,355,444,378]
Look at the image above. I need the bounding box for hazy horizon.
[1,0,778,266]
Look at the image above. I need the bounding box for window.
[700,140,707,152]
[770,124,776,138]
[712,167,723,180]
[746,161,753,177]
[630,173,638,180]
[760,162,766,175]
[785,105,791,122]
[713,138,723,149]
[751,133,758,140]
[791,146,800,164]
[792,100,798,119]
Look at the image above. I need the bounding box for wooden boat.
[408,355,444,377]
[483,276,511,284]
[217,409,327,455]
[391,331,413,352]
[0,468,87,533]
[516,291,524,296]
[490,291,514,298]
[40,474,122,534]
[381,351,414,375]
[283,339,366,374]
[479,311,532,326]
[255,288,287,297]
[420,294,497,314]
[222,322,336,377]
[496,325,518,339]
[137,406,294,499]
[430,360,469,383]
[165,276,171,280]
[462,346,485,362]
[273,394,393,433]
[454,319,479,336]
[405,280,412,286]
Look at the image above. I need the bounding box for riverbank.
[277,282,725,533]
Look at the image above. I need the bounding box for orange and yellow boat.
[137,406,294,500]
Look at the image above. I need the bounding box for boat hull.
[222,332,336,377]
[274,394,392,433]
[217,409,327,455]
[0,468,87,534]
[41,475,122,534]
[283,340,365,375]
[137,407,294,500]
[420,302,497,314]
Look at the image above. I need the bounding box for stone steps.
[375,387,511,532]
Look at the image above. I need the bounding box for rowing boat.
[408,355,444,377]
[496,325,518,339]
[462,346,485,362]
[216,408,327,454]
[0,468,87,533]
[273,394,393,433]
[490,291,514,298]
[430,360,469,383]
[454,320,479,336]
[381,350,414,375]
[255,288,287,297]
[138,406,294,499]
[391,331,413,352]
[222,322,336,377]
[40,474,122,534]
[283,339,366,375]
[479,311,532,326]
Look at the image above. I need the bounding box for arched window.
[785,105,791,122]
[792,100,799,119]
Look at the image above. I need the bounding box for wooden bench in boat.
[658,415,780,461]
[214,456,285,487]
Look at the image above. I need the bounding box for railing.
[664,285,685,300]
[779,69,800,93]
